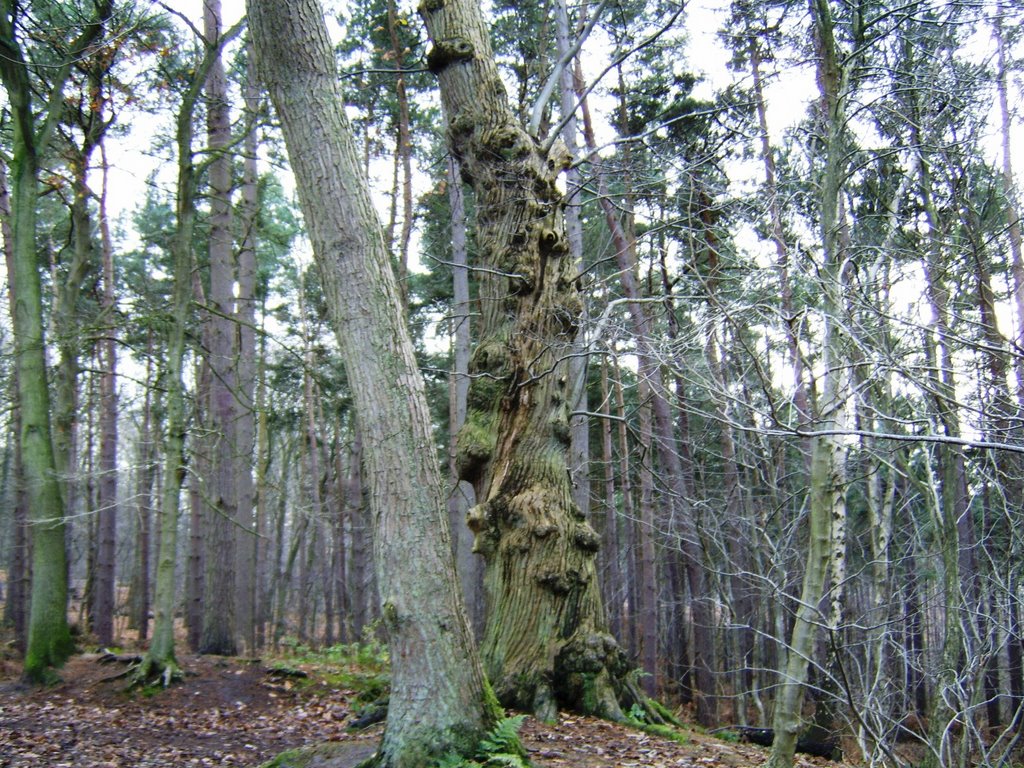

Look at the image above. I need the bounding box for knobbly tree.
[248,0,499,764]
[419,0,659,721]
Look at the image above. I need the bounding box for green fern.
[435,714,531,768]
[479,714,528,759]
[436,753,477,768]
[481,755,529,768]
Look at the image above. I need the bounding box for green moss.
[456,411,497,482]
[644,696,680,726]
[260,742,378,768]
[22,626,75,684]
[629,720,691,745]
[481,677,505,722]
[426,38,475,74]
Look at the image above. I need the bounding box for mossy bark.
[0,0,112,684]
[420,0,649,722]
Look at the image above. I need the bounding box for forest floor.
[0,647,845,768]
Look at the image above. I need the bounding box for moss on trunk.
[420,0,659,723]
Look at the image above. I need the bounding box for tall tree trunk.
[249,2,498,762]
[200,0,239,657]
[598,358,622,642]
[767,2,850,764]
[420,0,655,721]
[553,0,589,519]
[635,378,658,698]
[0,0,112,682]
[96,140,118,649]
[129,339,156,642]
[186,353,208,652]
[235,45,260,655]
[446,156,484,637]
[578,67,717,724]
[136,22,242,683]
[347,427,370,638]
[386,0,414,284]
[254,312,272,649]
[612,357,639,662]
[0,157,30,652]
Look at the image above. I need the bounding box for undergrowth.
[438,714,531,768]
[625,701,691,745]
[271,630,390,708]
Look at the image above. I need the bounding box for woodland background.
[2,0,1024,767]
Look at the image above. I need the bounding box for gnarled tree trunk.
[420,0,648,722]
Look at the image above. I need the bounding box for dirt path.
[0,654,835,768]
[0,654,364,767]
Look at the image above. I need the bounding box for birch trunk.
[766,1,850,763]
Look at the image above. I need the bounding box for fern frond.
[481,755,528,768]
[479,714,528,757]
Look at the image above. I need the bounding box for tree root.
[553,632,680,729]
[126,655,183,690]
[616,672,679,727]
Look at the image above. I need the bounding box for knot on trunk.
[535,568,573,594]
[467,502,498,555]
[426,37,474,74]
[572,522,600,552]
[553,633,630,719]
[538,226,567,258]
[480,124,531,162]
[557,632,625,674]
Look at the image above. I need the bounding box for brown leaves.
[1,654,842,768]
[0,655,364,767]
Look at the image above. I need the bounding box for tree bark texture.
[199,0,239,657]
[248,2,498,764]
[420,0,643,721]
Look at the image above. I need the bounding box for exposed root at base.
[126,656,183,690]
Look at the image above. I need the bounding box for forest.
[2,0,1024,766]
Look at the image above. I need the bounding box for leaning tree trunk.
[248,1,497,764]
[420,0,651,722]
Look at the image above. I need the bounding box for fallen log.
[729,725,841,760]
